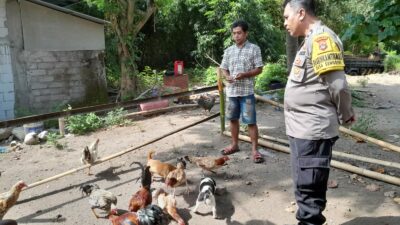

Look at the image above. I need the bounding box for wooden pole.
[260,134,400,170]
[24,113,220,190]
[124,104,199,119]
[260,134,289,145]
[224,131,400,186]
[255,94,400,154]
[217,68,225,133]
[339,126,400,153]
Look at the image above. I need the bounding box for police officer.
[282,1,355,224]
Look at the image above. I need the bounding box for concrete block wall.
[19,50,107,113]
[0,0,15,120]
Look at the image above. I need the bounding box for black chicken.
[196,94,216,113]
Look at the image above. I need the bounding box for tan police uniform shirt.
[284,21,354,140]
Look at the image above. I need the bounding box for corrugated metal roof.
[24,0,107,24]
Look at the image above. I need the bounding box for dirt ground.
[1,73,399,225]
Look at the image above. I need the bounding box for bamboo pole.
[260,134,289,145]
[24,113,220,190]
[339,126,400,153]
[259,134,400,170]
[224,131,400,186]
[124,104,199,119]
[255,94,400,154]
[217,68,225,132]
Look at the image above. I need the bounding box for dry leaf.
[374,167,385,174]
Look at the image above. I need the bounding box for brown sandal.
[221,146,240,155]
[253,152,264,164]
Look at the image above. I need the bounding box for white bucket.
[23,122,44,135]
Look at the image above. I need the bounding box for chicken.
[128,162,152,212]
[147,151,176,180]
[154,188,186,225]
[184,156,230,174]
[0,181,27,220]
[81,138,99,175]
[80,183,117,218]
[109,204,168,225]
[196,94,216,113]
[165,158,189,195]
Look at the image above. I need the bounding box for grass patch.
[350,112,382,139]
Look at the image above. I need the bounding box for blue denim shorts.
[226,94,257,124]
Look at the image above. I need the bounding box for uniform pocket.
[297,157,330,191]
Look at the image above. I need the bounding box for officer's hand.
[345,115,356,125]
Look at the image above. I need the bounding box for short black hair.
[283,0,316,17]
[231,20,249,32]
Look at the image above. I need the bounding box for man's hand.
[225,75,235,83]
[235,73,247,80]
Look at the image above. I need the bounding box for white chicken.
[81,139,99,175]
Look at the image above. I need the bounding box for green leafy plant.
[47,132,65,150]
[255,63,287,92]
[204,66,218,85]
[350,112,382,139]
[104,108,131,126]
[66,113,104,135]
[384,51,400,72]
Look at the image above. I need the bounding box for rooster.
[184,156,229,174]
[196,94,216,114]
[0,181,27,220]
[81,139,99,175]
[80,183,117,218]
[154,188,186,225]
[128,162,152,212]
[165,158,189,195]
[109,204,168,225]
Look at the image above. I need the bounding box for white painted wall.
[0,0,15,120]
[20,0,105,51]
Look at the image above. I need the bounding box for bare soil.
[1,73,399,225]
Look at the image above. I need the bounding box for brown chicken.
[147,151,176,180]
[165,158,189,195]
[154,188,186,225]
[109,204,168,225]
[184,156,230,174]
[0,180,27,220]
[128,163,152,212]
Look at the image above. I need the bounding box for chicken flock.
[0,140,230,225]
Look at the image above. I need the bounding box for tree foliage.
[341,0,400,53]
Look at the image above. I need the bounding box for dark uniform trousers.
[289,136,338,225]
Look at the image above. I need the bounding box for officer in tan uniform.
[283,1,355,224]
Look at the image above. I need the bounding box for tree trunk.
[286,32,298,73]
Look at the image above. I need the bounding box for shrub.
[255,63,287,92]
[66,113,104,135]
[103,108,131,126]
[204,66,218,86]
[384,52,400,72]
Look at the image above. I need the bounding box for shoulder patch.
[311,32,344,75]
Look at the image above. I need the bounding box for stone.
[0,127,12,141]
[366,184,380,192]
[11,127,25,141]
[384,191,397,198]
